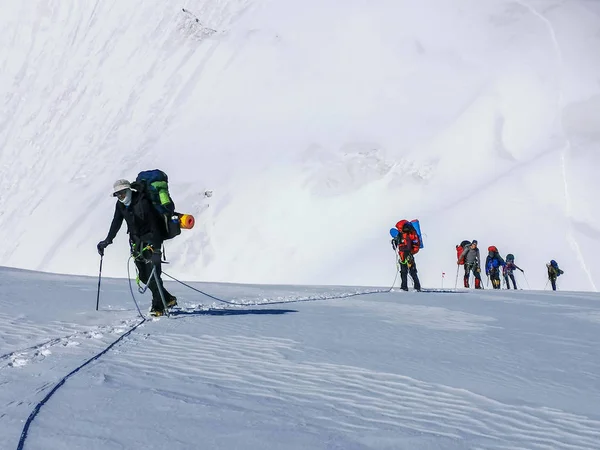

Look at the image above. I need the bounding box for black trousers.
[549,276,557,291]
[489,269,501,289]
[464,264,482,288]
[504,273,517,289]
[135,247,173,311]
[400,255,421,291]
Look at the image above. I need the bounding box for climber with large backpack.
[503,253,524,289]
[546,260,564,291]
[96,172,181,317]
[457,240,483,289]
[391,219,422,291]
[485,246,506,289]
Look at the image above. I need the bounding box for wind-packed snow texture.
[1,0,599,290]
[1,267,600,449]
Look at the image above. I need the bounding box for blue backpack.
[389,220,424,250]
[411,219,424,249]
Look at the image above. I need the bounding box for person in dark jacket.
[546,260,564,291]
[391,220,422,291]
[97,179,177,316]
[457,240,483,289]
[502,253,523,289]
[485,246,506,289]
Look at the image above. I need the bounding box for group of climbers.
[389,220,566,292]
[455,240,563,291]
[390,219,565,292]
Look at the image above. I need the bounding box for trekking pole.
[544,279,549,290]
[392,249,400,290]
[96,255,104,311]
[522,271,531,290]
[454,265,459,289]
[95,256,103,310]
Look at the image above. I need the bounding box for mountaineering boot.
[475,278,482,289]
[166,296,178,308]
[412,277,421,292]
[149,309,165,317]
[464,278,469,288]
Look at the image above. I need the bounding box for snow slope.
[1,267,600,449]
[1,0,599,290]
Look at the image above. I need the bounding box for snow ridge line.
[16,318,146,450]
[515,0,597,291]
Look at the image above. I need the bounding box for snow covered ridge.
[1,267,600,449]
[1,1,599,290]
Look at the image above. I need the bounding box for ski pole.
[96,255,103,311]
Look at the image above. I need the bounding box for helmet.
[506,253,515,261]
[471,240,478,246]
[488,246,498,253]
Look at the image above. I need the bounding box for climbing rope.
[16,318,145,450]
[162,270,398,308]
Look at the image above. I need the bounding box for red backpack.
[456,240,471,264]
[396,220,421,255]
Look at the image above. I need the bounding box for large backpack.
[410,219,424,249]
[391,219,422,254]
[456,240,471,264]
[134,169,181,240]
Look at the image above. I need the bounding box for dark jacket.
[503,261,522,275]
[547,264,564,279]
[485,253,506,274]
[104,191,165,247]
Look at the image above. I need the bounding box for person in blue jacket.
[485,246,506,289]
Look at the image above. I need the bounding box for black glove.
[97,240,110,256]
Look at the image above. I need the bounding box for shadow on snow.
[171,308,298,317]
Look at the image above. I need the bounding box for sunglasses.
[113,189,129,198]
